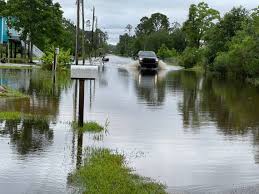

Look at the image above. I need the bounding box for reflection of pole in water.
[76,79,85,168]
[52,71,56,96]
[79,80,85,127]
[72,80,78,163]
[89,80,92,110]
[76,132,83,169]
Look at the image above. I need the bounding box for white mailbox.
[71,65,98,79]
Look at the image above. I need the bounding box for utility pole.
[75,0,80,65]
[91,6,95,58]
[95,17,98,58]
[81,0,85,65]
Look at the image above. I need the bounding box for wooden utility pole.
[75,0,80,65]
[81,0,85,65]
[95,17,98,58]
[91,6,95,58]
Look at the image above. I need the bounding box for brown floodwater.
[1,55,259,193]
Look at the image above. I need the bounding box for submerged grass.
[0,111,49,121]
[0,112,23,120]
[72,121,106,133]
[0,65,34,70]
[0,87,28,98]
[72,148,167,194]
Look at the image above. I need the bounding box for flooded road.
[1,55,259,193]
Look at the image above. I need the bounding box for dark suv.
[138,51,159,69]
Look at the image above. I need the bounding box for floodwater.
[1,55,259,194]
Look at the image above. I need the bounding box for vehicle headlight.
[139,58,143,61]
[156,58,159,62]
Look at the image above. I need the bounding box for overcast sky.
[55,0,258,45]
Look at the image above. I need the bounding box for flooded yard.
[1,55,259,193]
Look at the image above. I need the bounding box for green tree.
[213,8,259,78]
[135,13,169,36]
[205,7,250,64]
[183,2,220,48]
[157,44,178,59]
[3,0,65,62]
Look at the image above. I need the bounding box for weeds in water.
[72,148,167,194]
[0,112,49,121]
[0,87,29,98]
[0,65,34,70]
[72,120,109,134]
[0,112,23,120]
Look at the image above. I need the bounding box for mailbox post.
[71,65,98,127]
[53,48,59,72]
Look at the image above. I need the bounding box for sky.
[55,0,258,45]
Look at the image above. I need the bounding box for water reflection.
[0,69,71,117]
[134,70,166,107]
[170,71,259,133]
[0,119,53,155]
[0,69,72,156]
[168,71,259,164]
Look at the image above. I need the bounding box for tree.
[135,16,152,36]
[183,2,220,48]
[135,13,169,36]
[205,7,250,64]
[0,0,6,13]
[125,24,133,36]
[3,0,66,62]
[149,13,170,32]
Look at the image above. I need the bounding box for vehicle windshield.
[139,51,156,58]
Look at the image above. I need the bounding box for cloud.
[55,0,258,44]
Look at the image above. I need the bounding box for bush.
[213,34,259,78]
[213,52,229,74]
[157,44,178,59]
[181,47,200,68]
[41,46,71,70]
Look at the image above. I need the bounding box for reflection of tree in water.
[0,119,53,155]
[29,70,72,97]
[134,70,166,107]
[167,71,202,129]
[168,71,259,162]
[0,70,72,119]
[0,69,71,156]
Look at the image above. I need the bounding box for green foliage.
[41,47,71,70]
[183,2,220,48]
[3,0,65,51]
[0,87,28,98]
[205,7,250,64]
[214,33,259,77]
[116,17,186,56]
[157,44,178,59]
[0,112,48,121]
[0,112,23,120]
[181,47,201,69]
[136,13,170,36]
[115,5,259,82]
[72,121,105,133]
[72,148,167,194]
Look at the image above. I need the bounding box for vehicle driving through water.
[138,51,159,70]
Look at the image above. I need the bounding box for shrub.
[41,46,71,70]
[157,44,178,59]
[181,47,200,68]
